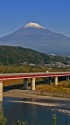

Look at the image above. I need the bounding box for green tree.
[0,112,7,125]
[52,114,56,125]
[13,120,21,125]
[22,122,27,125]
[13,121,27,125]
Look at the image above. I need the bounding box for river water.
[1,97,70,125]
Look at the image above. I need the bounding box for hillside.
[0,45,70,65]
[0,45,47,65]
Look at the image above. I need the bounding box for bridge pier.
[23,78,28,90]
[0,81,3,101]
[31,78,35,90]
[54,76,58,85]
[66,76,69,81]
[47,77,52,84]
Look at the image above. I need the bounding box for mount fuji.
[0,22,70,56]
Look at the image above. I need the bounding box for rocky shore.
[4,89,70,100]
[3,89,70,116]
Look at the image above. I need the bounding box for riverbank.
[3,89,70,101]
[3,89,70,116]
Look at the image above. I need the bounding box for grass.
[36,81,70,95]
[3,79,70,95]
[3,79,23,87]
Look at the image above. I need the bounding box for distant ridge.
[0,22,70,56]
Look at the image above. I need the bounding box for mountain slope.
[0,22,70,56]
[0,45,47,64]
[0,45,70,65]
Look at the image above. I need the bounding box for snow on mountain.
[24,22,45,29]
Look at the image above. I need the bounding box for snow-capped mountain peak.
[24,22,45,29]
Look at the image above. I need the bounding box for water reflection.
[3,97,70,125]
[6,97,70,115]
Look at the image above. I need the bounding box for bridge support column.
[0,81,3,101]
[66,76,69,81]
[54,76,58,85]
[47,77,52,84]
[23,78,28,90]
[31,78,35,90]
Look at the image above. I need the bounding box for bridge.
[0,72,70,101]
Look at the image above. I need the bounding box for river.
[1,97,70,125]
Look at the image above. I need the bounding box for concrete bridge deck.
[0,72,70,80]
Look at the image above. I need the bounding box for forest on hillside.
[0,45,70,65]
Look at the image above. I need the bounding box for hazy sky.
[0,0,70,37]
